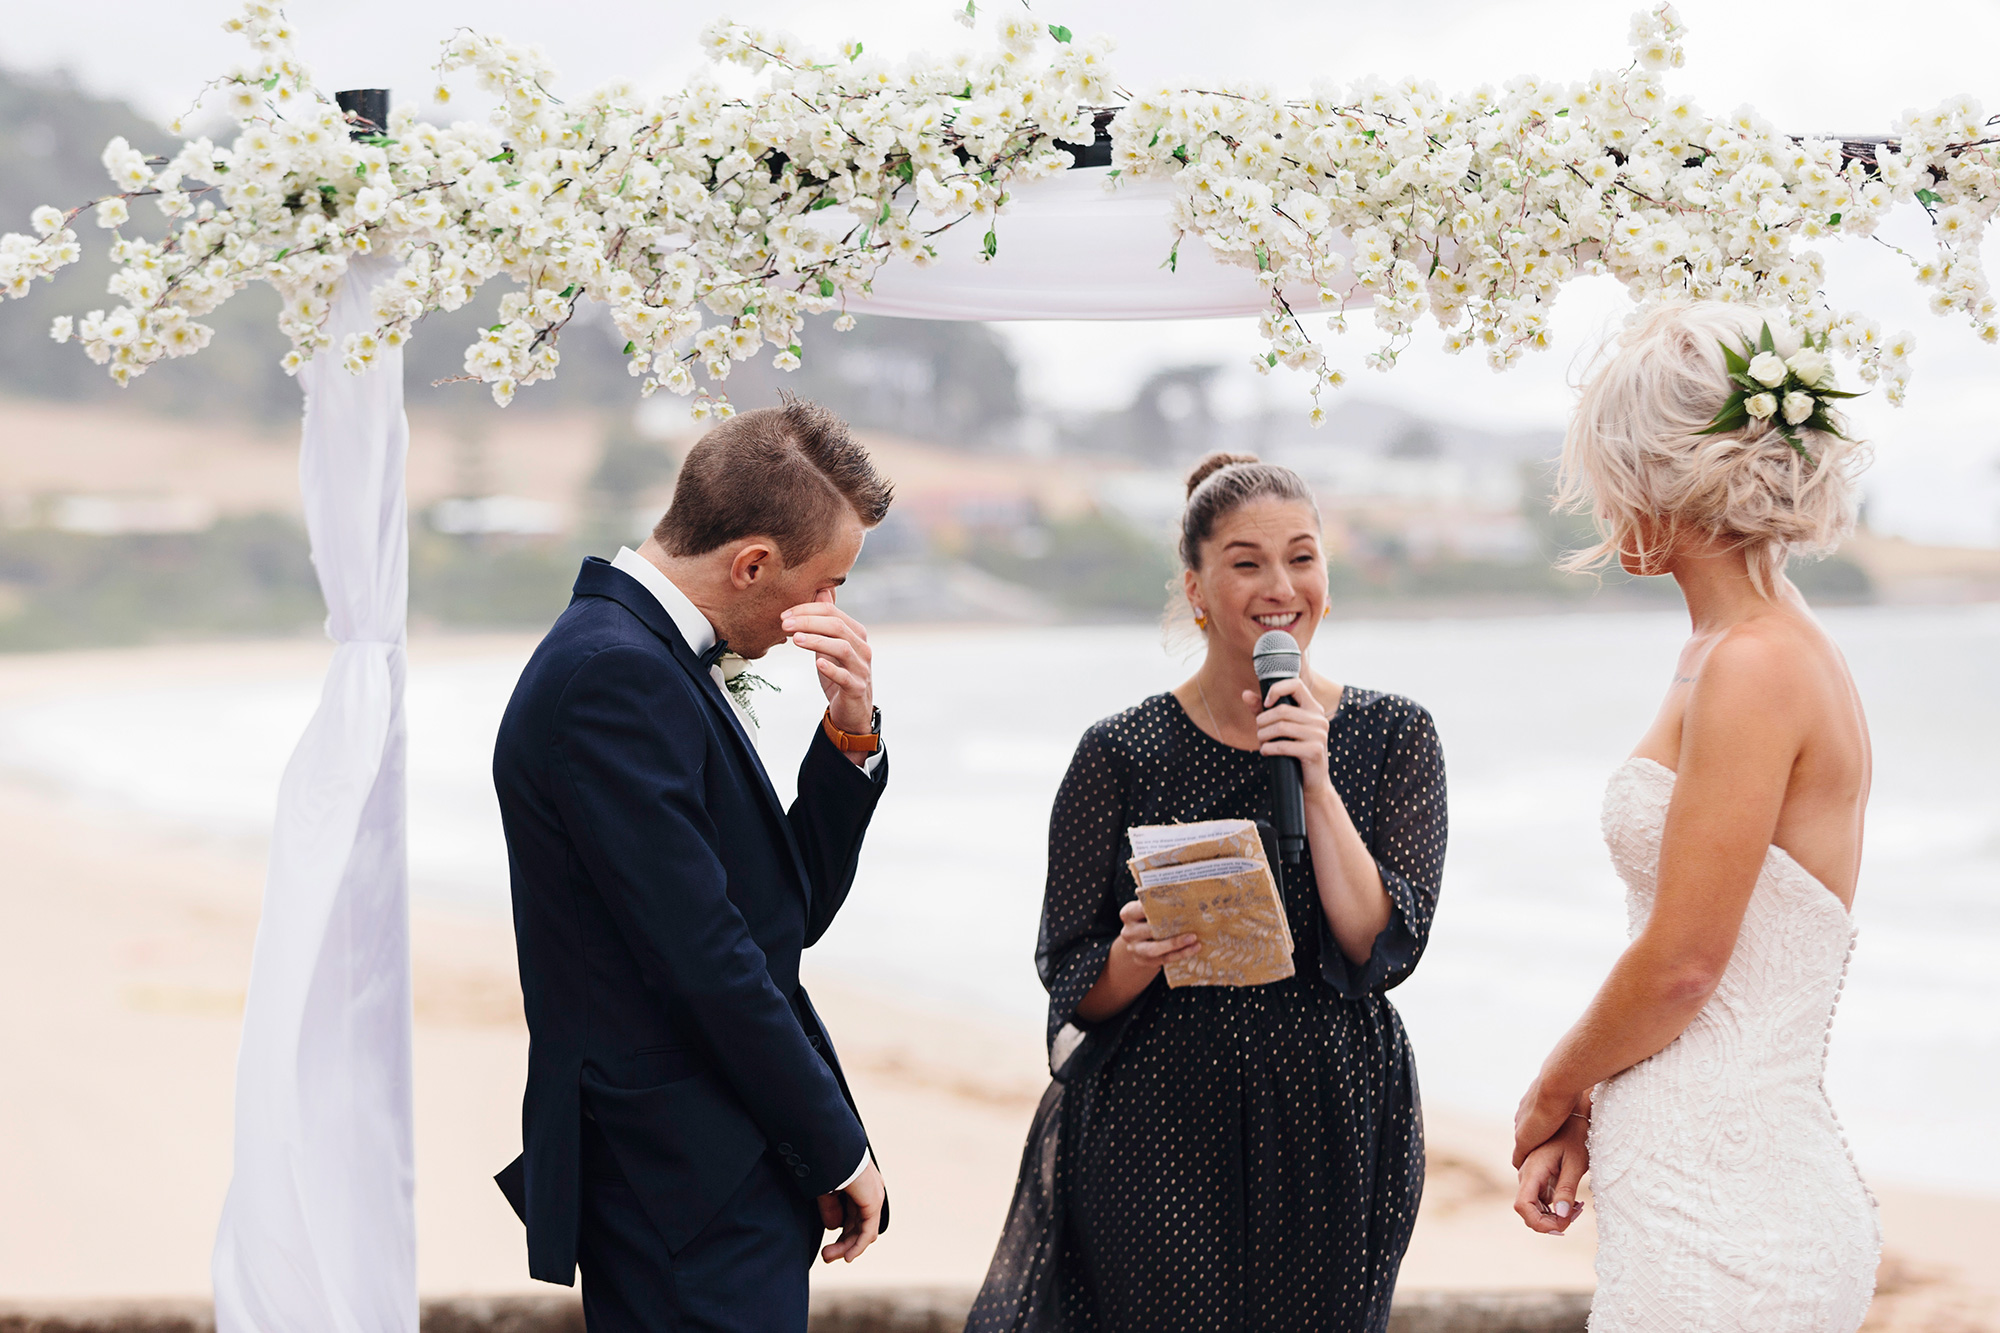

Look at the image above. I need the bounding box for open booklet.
[1126,819,1296,989]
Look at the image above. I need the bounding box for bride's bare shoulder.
[1689,614,1843,727]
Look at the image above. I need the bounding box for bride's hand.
[1512,1074,1577,1169]
[1514,1113,1590,1236]
[1245,678,1332,796]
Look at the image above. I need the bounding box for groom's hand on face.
[782,593,875,747]
[817,1159,886,1263]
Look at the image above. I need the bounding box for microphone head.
[1252,629,1302,682]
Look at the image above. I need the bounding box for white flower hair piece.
[1699,321,1862,465]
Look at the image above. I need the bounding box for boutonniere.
[717,651,779,725]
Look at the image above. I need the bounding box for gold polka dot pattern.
[970,687,1448,1333]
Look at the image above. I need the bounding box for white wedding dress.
[1587,757,1880,1332]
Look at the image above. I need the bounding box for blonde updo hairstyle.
[1163,451,1322,650]
[1558,302,1869,598]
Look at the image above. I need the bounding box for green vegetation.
[965,510,1179,616]
[0,514,323,650]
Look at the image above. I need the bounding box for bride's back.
[1632,593,1871,908]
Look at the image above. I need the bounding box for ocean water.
[1,604,1994,1195]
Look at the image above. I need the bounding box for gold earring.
[1322,606,1330,619]
[1193,609,1208,630]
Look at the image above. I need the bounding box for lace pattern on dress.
[1587,758,1880,1333]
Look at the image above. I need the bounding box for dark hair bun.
[1184,451,1260,499]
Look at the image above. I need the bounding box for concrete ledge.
[0,1289,1594,1333]
[1388,1291,1592,1333]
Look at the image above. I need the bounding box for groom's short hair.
[653,396,893,564]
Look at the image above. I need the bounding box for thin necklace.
[1194,673,1223,741]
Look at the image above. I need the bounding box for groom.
[493,397,895,1331]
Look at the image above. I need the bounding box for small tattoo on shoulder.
[1673,674,1697,686]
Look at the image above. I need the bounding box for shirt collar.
[611,546,718,659]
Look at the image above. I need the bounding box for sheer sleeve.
[1320,698,1447,999]
[1035,723,1132,1047]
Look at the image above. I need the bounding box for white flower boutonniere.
[717,652,779,726]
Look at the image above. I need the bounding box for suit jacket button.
[777,1143,793,1154]
[794,1165,810,1178]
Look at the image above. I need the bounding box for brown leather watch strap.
[822,707,881,753]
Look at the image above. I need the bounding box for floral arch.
[2,3,1993,1327]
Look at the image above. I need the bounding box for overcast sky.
[4,0,1998,540]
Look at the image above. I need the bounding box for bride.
[1511,302,1881,1330]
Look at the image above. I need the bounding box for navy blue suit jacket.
[494,557,884,1284]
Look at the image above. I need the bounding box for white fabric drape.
[212,252,417,1333]
[849,167,1350,321]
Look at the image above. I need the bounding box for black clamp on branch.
[336,89,390,140]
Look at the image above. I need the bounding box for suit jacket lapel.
[571,559,814,905]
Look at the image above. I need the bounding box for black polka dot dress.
[968,689,1446,1333]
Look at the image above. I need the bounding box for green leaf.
[1554,108,1570,117]
[273,247,290,261]
[622,340,636,356]
[1049,24,1072,42]
[559,284,577,299]
[808,195,836,211]
[893,160,915,183]
[1720,339,1749,376]
[1729,371,1763,392]
[789,343,802,356]
[877,200,892,224]
[848,41,863,60]
[1255,243,1269,272]
[488,150,514,163]
[617,172,631,195]
[1813,386,1865,400]
[1916,187,1943,207]
[818,277,835,298]
[1107,168,1121,179]
[983,229,998,258]
[1171,144,1189,165]
[488,323,505,332]
[1826,212,1842,226]
[260,73,281,91]
[1697,399,1750,435]
[1266,353,1278,367]
[355,164,368,178]
[1756,321,1776,355]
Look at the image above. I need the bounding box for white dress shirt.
[610,547,874,1193]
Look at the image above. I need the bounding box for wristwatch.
[822,706,882,754]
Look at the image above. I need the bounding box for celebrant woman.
[966,453,1447,1333]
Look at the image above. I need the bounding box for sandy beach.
[0,636,1993,1330]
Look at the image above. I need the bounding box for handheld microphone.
[1252,629,1307,865]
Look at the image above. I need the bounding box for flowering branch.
[1113,4,1998,416]
[0,0,1994,423]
